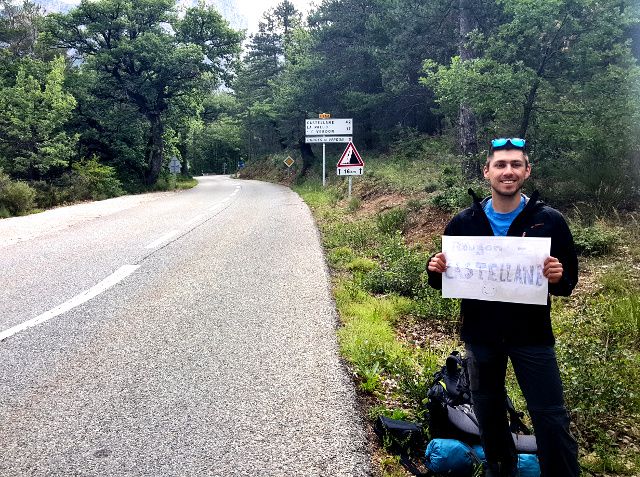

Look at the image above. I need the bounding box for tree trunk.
[519,78,540,138]
[458,0,479,179]
[298,140,315,176]
[145,114,164,185]
[459,104,480,177]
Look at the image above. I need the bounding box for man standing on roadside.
[426,138,580,477]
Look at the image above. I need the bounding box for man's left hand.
[544,256,563,284]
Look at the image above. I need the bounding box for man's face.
[483,149,531,197]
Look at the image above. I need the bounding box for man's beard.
[492,183,522,197]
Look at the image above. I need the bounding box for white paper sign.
[441,236,551,305]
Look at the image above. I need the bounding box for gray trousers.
[465,343,580,477]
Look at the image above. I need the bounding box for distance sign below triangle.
[336,142,364,167]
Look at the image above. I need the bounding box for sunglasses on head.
[491,137,526,148]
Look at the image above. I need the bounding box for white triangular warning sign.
[336,142,364,167]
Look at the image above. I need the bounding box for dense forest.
[0,0,638,216]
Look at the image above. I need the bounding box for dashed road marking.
[184,214,205,226]
[145,230,180,249]
[0,265,140,342]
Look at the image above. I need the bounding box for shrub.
[324,219,382,251]
[328,246,357,269]
[357,361,383,393]
[346,257,377,273]
[430,185,472,212]
[406,199,424,212]
[31,180,63,208]
[348,197,362,212]
[555,270,640,451]
[338,297,410,374]
[71,157,124,200]
[570,222,620,256]
[0,175,36,216]
[411,286,461,321]
[364,238,428,296]
[376,207,408,235]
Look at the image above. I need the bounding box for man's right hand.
[427,252,447,274]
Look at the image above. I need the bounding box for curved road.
[0,176,369,476]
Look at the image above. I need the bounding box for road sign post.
[305,117,353,187]
[336,142,364,198]
[169,156,181,190]
[322,143,326,186]
[284,156,295,177]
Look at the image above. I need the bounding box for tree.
[45,0,242,185]
[458,0,480,178]
[0,0,42,58]
[423,0,640,207]
[234,1,302,157]
[0,56,77,180]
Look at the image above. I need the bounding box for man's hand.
[544,256,563,284]
[428,252,447,274]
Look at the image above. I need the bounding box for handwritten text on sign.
[441,236,551,305]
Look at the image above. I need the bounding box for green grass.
[175,177,198,189]
[295,169,640,476]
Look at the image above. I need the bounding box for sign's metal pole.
[348,176,352,198]
[322,142,326,187]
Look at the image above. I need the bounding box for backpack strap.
[506,394,532,435]
[398,453,433,477]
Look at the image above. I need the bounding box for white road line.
[184,214,205,226]
[145,230,180,249]
[0,265,140,342]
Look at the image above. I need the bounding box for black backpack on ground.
[425,351,537,453]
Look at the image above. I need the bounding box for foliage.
[570,222,621,257]
[555,267,640,458]
[363,235,428,297]
[0,56,77,180]
[430,164,486,212]
[346,257,377,274]
[431,186,473,212]
[188,112,244,175]
[0,0,44,59]
[44,0,243,185]
[0,170,35,215]
[421,0,640,206]
[376,208,408,235]
[70,157,124,201]
[347,197,362,212]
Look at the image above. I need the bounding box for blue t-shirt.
[483,195,527,236]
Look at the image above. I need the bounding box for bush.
[555,268,640,456]
[364,237,428,296]
[376,207,408,235]
[348,197,362,212]
[31,180,64,209]
[337,291,413,375]
[328,246,357,269]
[0,173,36,216]
[71,157,124,200]
[323,219,382,251]
[570,222,620,256]
[346,257,377,273]
[431,185,472,212]
[411,286,461,321]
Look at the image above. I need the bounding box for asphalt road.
[0,176,370,476]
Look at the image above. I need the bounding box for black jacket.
[427,190,578,345]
